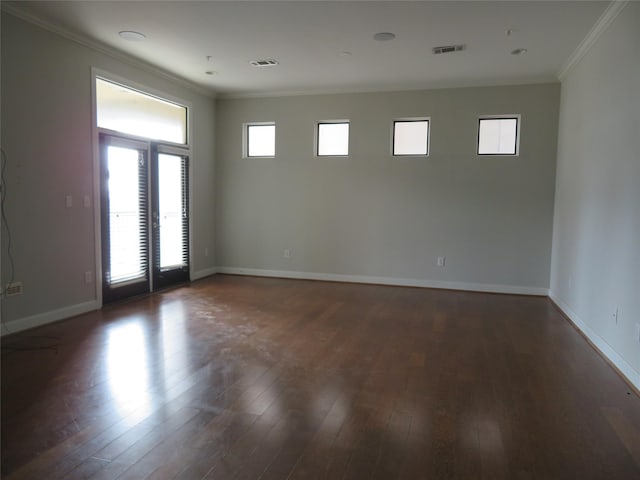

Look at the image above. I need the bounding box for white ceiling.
[5,1,610,97]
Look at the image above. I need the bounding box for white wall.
[550,2,640,387]
[215,84,559,293]
[0,13,216,332]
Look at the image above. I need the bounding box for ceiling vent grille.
[432,44,466,55]
[249,59,279,67]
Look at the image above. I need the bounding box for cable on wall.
[0,148,61,350]
[0,147,16,335]
[1,148,16,290]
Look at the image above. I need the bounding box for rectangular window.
[96,78,187,144]
[477,116,519,155]
[246,123,276,157]
[393,119,430,156]
[317,122,349,156]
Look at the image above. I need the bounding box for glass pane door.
[152,149,189,289]
[100,135,150,303]
[100,135,189,303]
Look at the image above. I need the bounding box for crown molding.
[217,77,558,100]
[1,3,216,98]
[558,0,628,81]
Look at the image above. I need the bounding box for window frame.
[392,118,431,157]
[92,68,193,307]
[316,120,350,157]
[476,115,521,156]
[95,76,189,146]
[244,122,276,158]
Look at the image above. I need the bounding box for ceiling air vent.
[249,59,279,67]
[432,44,466,55]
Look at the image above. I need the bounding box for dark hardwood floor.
[2,275,640,479]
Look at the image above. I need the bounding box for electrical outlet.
[205,247,209,257]
[635,324,640,343]
[284,249,291,259]
[85,271,93,284]
[437,256,445,267]
[613,307,618,325]
[6,282,23,296]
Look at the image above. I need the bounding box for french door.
[100,134,189,304]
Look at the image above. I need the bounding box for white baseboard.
[215,266,549,296]
[1,300,100,337]
[549,291,640,391]
[191,267,217,281]
[0,267,218,336]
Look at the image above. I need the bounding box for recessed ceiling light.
[119,30,146,41]
[373,32,396,42]
[511,48,528,55]
[205,70,218,76]
[340,51,352,57]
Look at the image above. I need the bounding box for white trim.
[90,69,103,309]
[0,301,100,337]
[92,69,194,299]
[549,291,640,391]
[215,267,548,296]
[1,4,214,98]
[558,1,629,81]
[94,69,194,127]
[191,267,217,281]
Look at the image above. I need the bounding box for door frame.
[91,68,192,307]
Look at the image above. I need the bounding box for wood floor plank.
[603,407,640,467]
[2,275,640,479]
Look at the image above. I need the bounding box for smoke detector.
[432,44,466,55]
